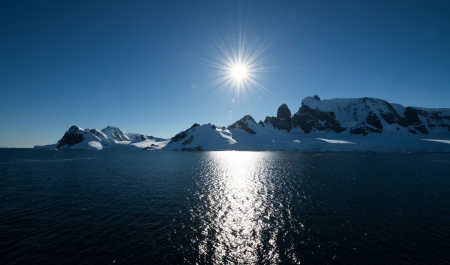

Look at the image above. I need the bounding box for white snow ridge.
[35,96,450,152]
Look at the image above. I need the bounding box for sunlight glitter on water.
[194,152,282,264]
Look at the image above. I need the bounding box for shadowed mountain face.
[228,115,257,135]
[349,111,383,136]
[45,95,450,151]
[289,96,449,135]
[169,123,200,144]
[56,126,84,149]
[263,104,293,132]
[252,96,448,136]
[292,104,346,133]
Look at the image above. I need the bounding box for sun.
[203,34,272,107]
[231,63,248,81]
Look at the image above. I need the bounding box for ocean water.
[1,149,449,264]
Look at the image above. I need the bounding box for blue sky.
[1,0,449,147]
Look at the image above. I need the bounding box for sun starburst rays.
[196,32,275,107]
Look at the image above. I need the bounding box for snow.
[34,96,450,152]
[316,138,355,144]
[165,124,237,151]
[422,139,450,144]
[35,123,450,152]
[101,126,130,141]
[88,141,103,150]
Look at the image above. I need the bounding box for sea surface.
[1,149,449,264]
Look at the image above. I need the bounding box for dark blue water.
[1,149,449,264]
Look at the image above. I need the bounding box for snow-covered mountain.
[35,125,169,150]
[35,96,450,152]
[290,95,450,135]
[101,126,130,141]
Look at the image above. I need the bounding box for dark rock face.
[169,123,200,144]
[277,104,292,130]
[87,129,102,138]
[292,104,346,133]
[182,135,194,145]
[170,131,188,143]
[180,146,203,151]
[398,107,429,134]
[56,126,84,149]
[350,125,382,136]
[350,112,383,136]
[264,104,293,131]
[366,111,383,130]
[379,101,400,125]
[414,109,450,132]
[228,115,257,135]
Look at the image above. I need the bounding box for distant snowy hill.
[34,96,450,152]
[35,125,169,150]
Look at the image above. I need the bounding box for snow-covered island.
[35,96,450,152]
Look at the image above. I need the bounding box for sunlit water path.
[1,150,449,264]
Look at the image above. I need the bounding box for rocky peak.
[190,123,200,129]
[277,104,291,120]
[264,103,293,131]
[57,125,85,149]
[293,103,346,133]
[68,125,81,133]
[228,115,257,135]
[169,123,201,144]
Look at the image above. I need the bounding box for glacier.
[34,96,450,152]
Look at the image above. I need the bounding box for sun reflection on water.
[194,151,284,264]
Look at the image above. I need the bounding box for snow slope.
[164,123,237,151]
[34,96,450,152]
[39,125,169,150]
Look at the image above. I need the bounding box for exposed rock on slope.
[293,96,449,135]
[37,95,450,152]
[166,123,236,151]
[350,111,383,136]
[292,96,346,133]
[228,115,257,135]
[56,126,85,149]
[263,104,293,131]
[54,125,168,150]
[101,126,130,141]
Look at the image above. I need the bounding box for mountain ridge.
[34,96,450,152]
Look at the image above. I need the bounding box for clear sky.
[1,0,449,147]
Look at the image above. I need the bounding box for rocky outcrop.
[86,129,108,141]
[350,111,383,136]
[263,104,293,131]
[397,107,428,134]
[228,115,257,135]
[292,97,346,133]
[366,111,383,130]
[56,126,85,149]
[170,123,200,143]
[101,126,130,141]
[379,101,400,125]
[180,146,203,151]
[290,95,450,135]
